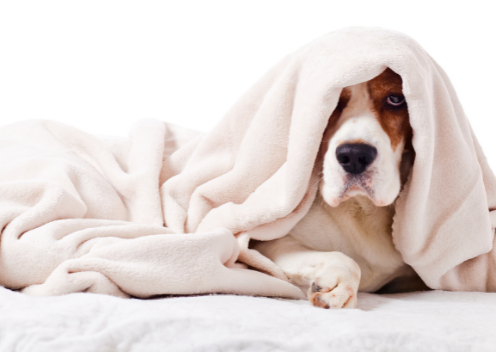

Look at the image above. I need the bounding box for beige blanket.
[1,27,495,298]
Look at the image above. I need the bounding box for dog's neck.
[316,191,396,236]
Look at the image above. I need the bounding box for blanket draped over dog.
[2,27,496,298]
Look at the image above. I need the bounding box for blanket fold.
[1,27,496,298]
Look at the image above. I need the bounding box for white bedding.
[1,287,495,351]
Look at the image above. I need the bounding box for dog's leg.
[253,235,361,309]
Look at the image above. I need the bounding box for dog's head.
[320,68,414,207]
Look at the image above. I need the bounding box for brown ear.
[318,88,348,159]
[315,102,343,175]
[400,149,415,187]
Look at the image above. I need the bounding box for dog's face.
[320,68,413,207]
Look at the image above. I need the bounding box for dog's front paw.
[308,264,360,309]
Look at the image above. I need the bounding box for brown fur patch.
[321,88,351,147]
[336,87,351,112]
[367,68,413,151]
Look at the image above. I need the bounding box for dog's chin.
[320,179,397,208]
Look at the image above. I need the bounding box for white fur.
[321,83,404,208]
[254,81,415,309]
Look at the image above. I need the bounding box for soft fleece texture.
[2,288,496,352]
[1,27,496,298]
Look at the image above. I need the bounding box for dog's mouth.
[320,171,391,207]
[339,173,378,204]
[342,174,375,199]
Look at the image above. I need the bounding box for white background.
[0,1,495,164]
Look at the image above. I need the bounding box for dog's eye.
[386,94,405,107]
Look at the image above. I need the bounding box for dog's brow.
[366,68,411,150]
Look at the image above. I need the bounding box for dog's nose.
[336,143,377,175]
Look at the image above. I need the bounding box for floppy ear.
[399,149,415,187]
[318,94,345,162]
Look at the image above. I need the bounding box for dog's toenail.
[312,282,322,292]
[315,295,330,309]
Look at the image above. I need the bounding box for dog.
[253,68,428,309]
